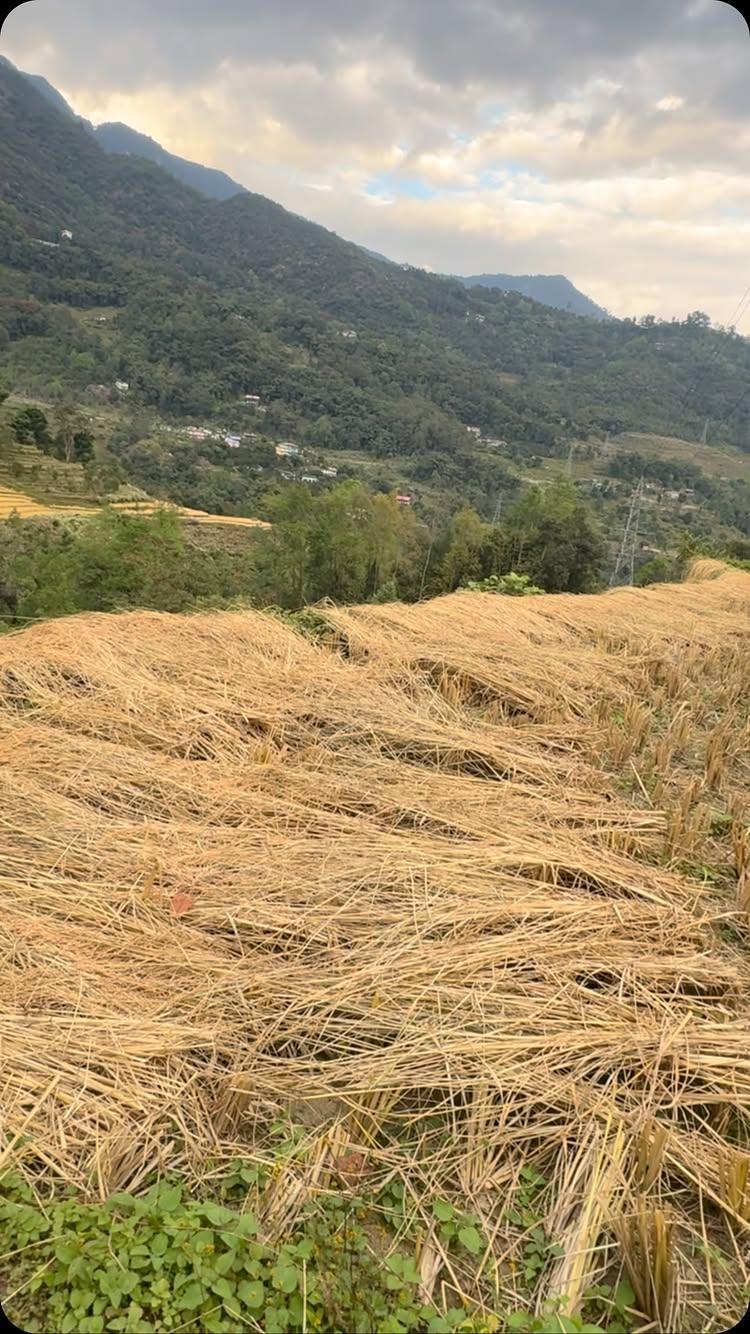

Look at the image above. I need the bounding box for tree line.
[0,477,606,626]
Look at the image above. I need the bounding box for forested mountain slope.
[462,272,608,319]
[1,57,749,472]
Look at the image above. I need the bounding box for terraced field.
[0,485,94,520]
[0,485,270,529]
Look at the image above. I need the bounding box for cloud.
[2,0,749,320]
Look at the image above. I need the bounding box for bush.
[463,572,544,596]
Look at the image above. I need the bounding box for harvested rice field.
[1,561,749,1332]
[0,484,94,520]
[0,484,270,529]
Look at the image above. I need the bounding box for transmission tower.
[491,494,503,525]
[610,476,644,587]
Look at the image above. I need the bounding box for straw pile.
[1,562,749,1324]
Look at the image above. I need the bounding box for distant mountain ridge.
[93,123,246,201]
[4,56,608,319]
[1,55,247,202]
[461,272,608,320]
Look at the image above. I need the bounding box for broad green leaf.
[54,1240,78,1264]
[210,1275,234,1300]
[238,1278,264,1308]
[158,1185,182,1212]
[432,1199,454,1221]
[457,1225,482,1255]
[614,1279,635,1312]
[201,1202,236,1226]
[177,1281,204,1310]
[150,1231,168,1256]
[274,1263,298,1293]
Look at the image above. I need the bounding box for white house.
[243,394,261,404]
[224,434,242,448]
[275,442,300,458]
[60,229,73,241]
[321,467,338,478]
[114,380,130,392]
[301,474,319,484]
[396,494,412,506]
[340,329,358,339]
[466,425,481,437]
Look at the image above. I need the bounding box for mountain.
[23,72,82,122]
[0,53,748,521]
[359,245,395,265]
[0,60,635,324]
[462,272,608,320]
[93,122,246,201]
[1,57,246,201]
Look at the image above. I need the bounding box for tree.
[70,429,95,463]
[53,401,79,464]
[437,505,491,591]
[255,480,425,608]
[9,406,50,447]
[501,478,605,593]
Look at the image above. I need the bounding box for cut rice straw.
[0,560,749,1326]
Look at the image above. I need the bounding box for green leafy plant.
[0,1166,636,1334]
[462,572,544,596]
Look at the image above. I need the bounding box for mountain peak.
[461,271,608,319]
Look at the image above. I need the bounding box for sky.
[2,0,749,321]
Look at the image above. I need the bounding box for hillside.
[1,564,749,1333]
[93,121,247,200]
[0,57,748,530]
[462,271,608,319]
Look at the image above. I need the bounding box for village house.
[340,329,358,339]
[396,494,412,506]
[301,474,319,484]
[275,442,300,458]
[321,467,338,478]
[466,426,481,437]
[224,434,242,448]
[60,229,73,241]
[114,380,129,392]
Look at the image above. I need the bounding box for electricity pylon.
[610,476,644,587]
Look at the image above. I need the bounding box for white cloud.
[3,0,749,320]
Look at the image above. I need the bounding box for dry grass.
[1,561,749,1328]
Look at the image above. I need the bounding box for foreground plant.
[0,1168,632,1334]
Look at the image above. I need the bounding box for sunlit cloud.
[2,0,748,321]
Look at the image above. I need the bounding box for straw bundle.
[1,564,749,1324]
